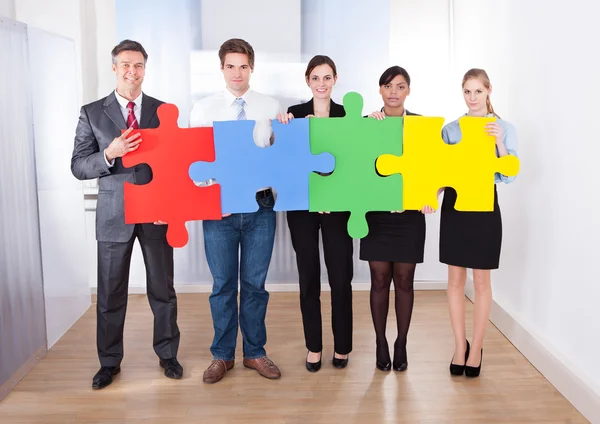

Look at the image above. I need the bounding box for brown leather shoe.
[202,359,234,384]
[243,356,281,379]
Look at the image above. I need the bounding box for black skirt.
[439,186,502,270]
[360,211,426,263]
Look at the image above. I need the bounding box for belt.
[256,188,273,198]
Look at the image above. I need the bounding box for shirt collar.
[114,90,142,109]
[224,87,252,107]
[463,112,495,118]
[380,106,407,117]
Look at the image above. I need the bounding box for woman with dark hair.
[361,66,426,372]
[276,55,354,372]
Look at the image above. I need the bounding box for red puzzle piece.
[122,103,222,248]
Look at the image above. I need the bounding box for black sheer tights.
[368,261,416,365]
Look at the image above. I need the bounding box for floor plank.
[0,291,588,423]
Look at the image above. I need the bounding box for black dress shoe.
[450,340,470,376]
[376,360,391,371]
[376,340,391,371]
[393,343,408,372]
[332,354,349,369]
[465,348,483,378]
[92,366,120,389]
[305,351,322,373]
[160,358,183,379]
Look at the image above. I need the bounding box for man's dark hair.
[218,38,255,68]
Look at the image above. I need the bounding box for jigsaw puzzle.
[122,103,222,248]
[309,92,404,238]
[376,116,520,211]
[121,100,521,246]
[188,118,335,214]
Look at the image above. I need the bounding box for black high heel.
[305,351,322,373]
[449,340,470,376]
[393,342,408,372]
[376,340,391,371]
[465,348,483,378]
[332,353,349,369]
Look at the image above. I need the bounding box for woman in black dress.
[277,55,354,372]
[361,66,426,371]
[425,68,518,377]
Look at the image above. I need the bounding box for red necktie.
[126,101,138,129]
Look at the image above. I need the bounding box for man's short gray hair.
[111,39,148,64]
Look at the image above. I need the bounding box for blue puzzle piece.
[189,118,335,214]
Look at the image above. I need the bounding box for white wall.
[92,0,118,98]
[12,0,117,342]
[5,0,117,348]
[15,0,116,104]
[200,0,301,60]
[301,0,391,112]
[452,0,600,419]
[388,0,451,283]
[0,0,14,18]
[15,0,84,104]
[389,0,453,117]
[27,27,90,348]
[13,0,117,302]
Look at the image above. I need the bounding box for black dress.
[439,186,502,270]
[359,110,426,264]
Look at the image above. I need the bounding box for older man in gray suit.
[71,40,182,389]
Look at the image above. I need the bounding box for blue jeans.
[203,193,276,360]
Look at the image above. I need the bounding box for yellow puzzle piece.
[376,116,520,211]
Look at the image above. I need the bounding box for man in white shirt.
[71,40,183,389]
[189,38,283,384]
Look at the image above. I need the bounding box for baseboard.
[465,278,600,423]
[0,345,46,401]
[89,280,448,295]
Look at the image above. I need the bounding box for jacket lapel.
[305,98,315,116]
[140,94,159,129]
[329,100,345,118]
[103,92,127,130]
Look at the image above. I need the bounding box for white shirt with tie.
[104,90,143,167]
[189,87,283,191]
[190,87,282,145]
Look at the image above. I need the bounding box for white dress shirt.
[104,90,143,167]
[190,87,282,146]
[189,88,283,190]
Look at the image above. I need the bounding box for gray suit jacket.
[71,91,167,243]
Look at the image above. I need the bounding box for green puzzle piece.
[309,92,404,238]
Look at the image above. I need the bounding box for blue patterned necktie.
[234,97,246,120]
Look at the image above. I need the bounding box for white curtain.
[0,16,47,393]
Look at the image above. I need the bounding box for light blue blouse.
[441,114,519,184]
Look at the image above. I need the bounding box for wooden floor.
[0,291,587,424]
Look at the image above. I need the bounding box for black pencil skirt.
[360,211,426,263]
[439,186,502,270]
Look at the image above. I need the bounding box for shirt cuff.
[252,119,274,147]
[104,149,115,167]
